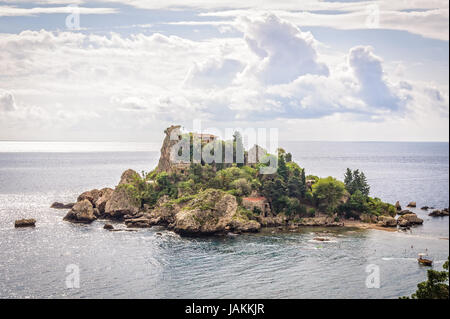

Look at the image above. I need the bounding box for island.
[58,125,425,236]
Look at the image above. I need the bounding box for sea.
[0,141,448,298]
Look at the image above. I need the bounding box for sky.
[0,0,448,142]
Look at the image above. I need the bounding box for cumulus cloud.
[238,14,329,85]
[348,46,401,111]
[184,58,244,88]
[0,90,16,112]
[0,13,447,141]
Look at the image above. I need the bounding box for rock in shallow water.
[95,188,114,215]
[406,201,416,208]
[429,209,449,217]
[77,189,102,205]
[397,209,413,216]
[51,202,75,209]
[104,186,140,219]
[125,217,152,228]
[377,216,397,227]
[64,199,97,224]
[397,213,423,227]
[14,218,36,228]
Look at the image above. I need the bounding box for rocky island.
[57,125,429,236]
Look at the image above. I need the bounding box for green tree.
[285,152,292,162]
[403,257,449,299]
[300,168,307,198]
[231,178,252,197]
[344,168,353,192]
[338,190,368,218]
[262,177,287,214]
[344,168,370,197]
[357,171,370,196]
[156,172,177,198]
[277,154,288,182]
[123,171,158,208]
[312,177,346,213]
[287,167,303,199]
[287,175,302,198]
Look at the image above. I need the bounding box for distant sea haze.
[0,141,448,298]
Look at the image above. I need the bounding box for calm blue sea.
[0,141,448,298]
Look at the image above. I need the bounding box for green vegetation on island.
[122,129,395,224]
[61,125,407,234]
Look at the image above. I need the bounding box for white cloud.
[197,1,449,41]
[236,14,329,85]
[0,90,16,112]
[184,58,244,88]
[348,46,401,111]
[0,5,118,16]
[0,12,447,141]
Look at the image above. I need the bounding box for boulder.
[397,209,413,216]
[118,169,139,185]
[406,201,416,208]
[103,224,114,230]
[156,125,183,173]
[104,187,140,219]
[77,189,101,205]
[228,219,261,233]
[429,209,449,217]
[14,218,36,228]
[171,189,238,235]
[420,206,429,210]
[95,188,114,215]
[395,201,402,211]
[397,218,410,228]
[257,214,288,227]
[125,217,152,228]
[51,202,75,209]
[377,216,397,227]
[397,213,423,227]
[360,213,378,223]
[64,199,97,224]
[166,189,262,235]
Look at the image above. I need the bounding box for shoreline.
[342,220,398,232]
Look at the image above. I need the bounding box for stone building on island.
[242,196,272,217]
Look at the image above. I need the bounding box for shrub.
[312,177,346,213]
[231,178,252,196]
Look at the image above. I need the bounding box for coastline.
[343,220,399,232]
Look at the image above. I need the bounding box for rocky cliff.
[157,125,183,173]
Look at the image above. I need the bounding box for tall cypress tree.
[277,154,288,182]
[288,167,302,198]
[344,168,353,191]
[300,168,306,199]
[358,172,370,196]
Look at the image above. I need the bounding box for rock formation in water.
[429,208,449,217]
[51,202,75,209]
[397,213,423,227]
[15,218,36,228]
[406,201,416,208]
[59,125,409,236]
[157,125,184,173]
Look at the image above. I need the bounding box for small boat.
[418,253,433,266]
